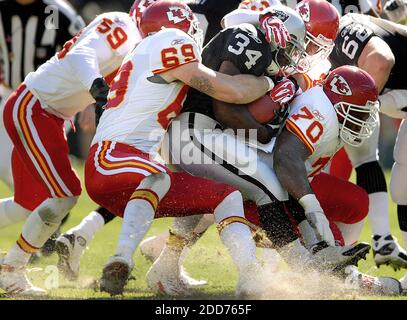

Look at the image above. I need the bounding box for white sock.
[0,197,30,229]
[368,192,391,236]
[214,191,257,273]
[4,211,59,267]
[336,220,365,245]
[116,199,154,263]
[4,197,75,267]
[67,211,105,243]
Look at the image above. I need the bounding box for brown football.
[247,94,282,124]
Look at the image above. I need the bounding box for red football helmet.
[295,0,339,72]
[129,0,158,28]
[239,0,271,11]
[323,66,379,147]
[139,0,203,47]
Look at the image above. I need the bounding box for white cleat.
[146,263,192,297]
[55,232,87,281]
[372,234,407,271]
[311,242,371,272]
[343,265,402,296]
[0,264,46,296]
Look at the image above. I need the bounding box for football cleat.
[0,264,46,296]
[311,242,371,272]
[146,261,193,297]
[100,255,133,296]
[343,265,402,296]
[41,229,61,256]
[55,232,87,281]
[372,234,407,271]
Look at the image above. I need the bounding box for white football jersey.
[92,28,201,156]
[285,85,342,178]
[24,12,141,119]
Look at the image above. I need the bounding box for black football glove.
[89,77,109,109]
[89,77,109,127]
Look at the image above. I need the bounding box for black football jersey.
[330,13,407,89]
[183,24,273,119]
[185,0,242,45]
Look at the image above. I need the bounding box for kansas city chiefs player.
[85,0,286,297]
[0,6,143,296]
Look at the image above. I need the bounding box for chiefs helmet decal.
[328,75,353,96]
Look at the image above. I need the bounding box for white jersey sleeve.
[148,29,201,76]
[285,86,342,178]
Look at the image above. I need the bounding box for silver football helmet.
[263,5,308,76]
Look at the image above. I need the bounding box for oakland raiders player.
[328,13,407,271]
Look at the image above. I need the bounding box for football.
[247,94,282,124]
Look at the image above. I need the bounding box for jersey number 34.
[228,33,262,70]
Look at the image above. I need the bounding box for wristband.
[264,76,275,91]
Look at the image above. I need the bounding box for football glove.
[89,77,109,110]
[259,12,291,48]
[269,77,298,105]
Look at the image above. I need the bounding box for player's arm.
[212,61,274,143]
[163,61,273,104]
[273,128,313,200]
[357,36,395,92]
[273,120,334,245]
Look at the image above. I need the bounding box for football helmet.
[296,0,339,72]
[239,0,271,11]
[129,0,158,28]
[323,66,379,147]
[139,0,203,48]
[263,6,307,76]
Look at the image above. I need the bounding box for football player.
[325,12,407,271]
[53,0,298,285]
[0,5,144,296]
[84,0,290,297]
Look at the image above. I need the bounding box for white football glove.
[304,211,335,247]
[379,90,407,119]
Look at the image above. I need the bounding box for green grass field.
[1,161,407,300]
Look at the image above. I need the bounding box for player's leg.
[311,173,369,245]
[84,141,172,295]
[389,119,407,288]
[345,121,407,269]
[147,172,262,298]
[0,86,81,295]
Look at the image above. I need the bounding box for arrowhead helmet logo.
[297,2,310,22]
[329,75,352,96]
[167,6,189,24]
